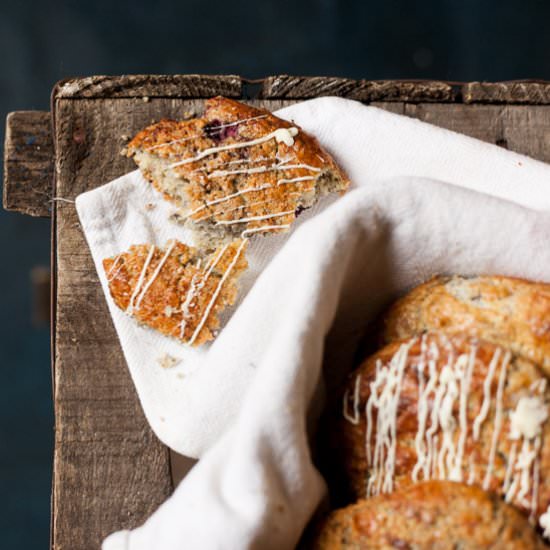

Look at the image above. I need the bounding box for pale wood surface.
[1,76,549,549]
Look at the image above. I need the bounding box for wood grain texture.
[463,81,550,104]
[260,75,455,102]
[3,111,53,217]
[51,98,213,549]
[55,74,242,99]
[403,103,550,162]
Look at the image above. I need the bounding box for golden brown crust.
[127,97,349,240]
[103,239,247,346]
[380,275,550,375]
[312,481,546,549]
[334,332,550,523]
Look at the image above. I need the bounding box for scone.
[379,275,550,374]
[334,331,550,525]
[103,239,247,346]
[126,96,349,247]
[312,481,546,549]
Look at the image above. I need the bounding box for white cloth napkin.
[101,180,550,550]
[74,97,550,549]
[76,97,550,460]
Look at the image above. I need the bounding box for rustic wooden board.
[463,81,550,104]
[3,111,53,217]
[1,76,548,550]
[55,74,242,99]
[51,99,212,549]
[261,75,455,102]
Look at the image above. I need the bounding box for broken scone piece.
[103,239,248,346]
[126,96,350,248]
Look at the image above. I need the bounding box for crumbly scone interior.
[127,98,349,249]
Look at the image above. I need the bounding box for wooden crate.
[3,75,550,549]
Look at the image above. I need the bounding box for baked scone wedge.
[126,96,349,247]
[312,481,546,549]
[379,275,550,375]
[333,331,550,525]
[103,239,247,346]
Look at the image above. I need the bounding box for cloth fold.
[74,97,550,549]
[103,178,550,550]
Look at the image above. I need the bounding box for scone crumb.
[164,305,173,317]
[157,353,180,369]
[145,202,156,211]
[142,96,150,103]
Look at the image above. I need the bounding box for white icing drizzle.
[503,441,517,493]
[540,504,550,539]
[169,127,299,168]
[241,224,291,237]
[191,156,273,172]
[482,351,510,490]
[411,335,432,482]
[277,175,317,186]
[181,174,315,222]
[188,239,248,346]
[504,392,547,514]
[179,273,199,338]
[178,245,229,338]
[126,245,156,313]
[343,375,361,425]
[365,340,415,497]
[144,115,269,151]
[451,346,476,481]
[510,396,548,440]
[215,209,295,226]
[194,193,301,223]
[472,347,501,440]
[209,161,321,178]
[182,184,273,219]
[133,240,176,310]
[107,254,122,278]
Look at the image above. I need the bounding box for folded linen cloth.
[76,97,550,460]
[102,178,550,550]
[74,97,550,549]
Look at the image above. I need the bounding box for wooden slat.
[3,111,53,217]
[463,81,550,105]
[55,74,242,99]
[51,99,215,549]
[260,75,455,102]
[403,103,550,162]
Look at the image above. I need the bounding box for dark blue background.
[1,0,550,546]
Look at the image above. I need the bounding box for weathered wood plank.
[463,81,550,104]
[51,99,216,549]
[260,75,455,102]
[404,103,550,162]
[55,74,242,99]
[3,111,53,217]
